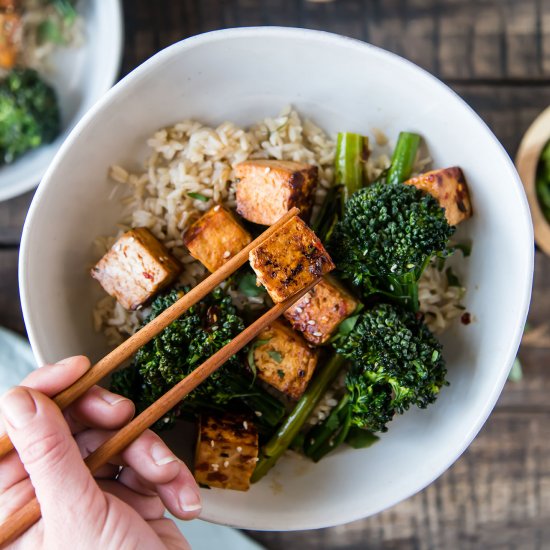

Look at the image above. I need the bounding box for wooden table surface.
[1,1,549,548]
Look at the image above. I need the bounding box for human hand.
[0,356,200,549]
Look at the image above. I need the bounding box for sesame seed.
[255,411,263,417]
[243,421,248,430]
[307,320,316,325]
[223,460,230,468]
[210,440,215,448]
[214,205,221,211]
[223,250,231,258]
[236,446,243,453]
[295,307,303,313]
[264,167,271,174]
[211,463,219,471]
[313,331,323,337]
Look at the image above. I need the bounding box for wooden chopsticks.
[0,277,320,546]
[0,207,300,460]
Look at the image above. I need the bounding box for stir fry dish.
[92,110,473,491]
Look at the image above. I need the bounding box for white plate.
[0,0,123,202]
[19,28,533,531]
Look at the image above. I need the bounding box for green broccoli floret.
[337,303,447,431]
[328,182,455,311]
[303,303,446,461]
[0,69,61,165]
[111,287,285,431]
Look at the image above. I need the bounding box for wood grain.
[0,250,25,335]
[247,411,550,549]
[1,1,549,548]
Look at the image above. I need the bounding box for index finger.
[16,356,91,395]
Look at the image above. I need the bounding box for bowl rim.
[0,0,124,202]
[19,26,534,530]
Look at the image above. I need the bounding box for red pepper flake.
[461,312,471,325]
[142,272,154,280]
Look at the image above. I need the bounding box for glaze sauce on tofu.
[284,276,359,345]
[182,205,252,272]
[249,216,335,303]
[404,166,472,226]
[235,159,318,225]
[194,413,258,491]
[252,319,318,399]
[91,227,181,310]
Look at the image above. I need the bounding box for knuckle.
[19,430,70,472]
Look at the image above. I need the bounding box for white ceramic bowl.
[0,0,123,202]
[19,28,533,531]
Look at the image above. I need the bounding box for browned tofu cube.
[182,205,252,272]
[252,320,318,399]
[284,276,358,345]
[235,159,318,225]
[91,227,181,310]
[249,216,334,303]
[0,12,20,69]
[194,413,258,491]
[404,167,473,226]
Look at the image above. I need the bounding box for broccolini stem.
[226,373,286,429]
[335,132,369,207]
[303,393,352,462]
[251,354,346,483]
[386,131,421,184]
[311,184,342,242]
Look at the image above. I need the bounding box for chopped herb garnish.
[187,192,209,202]
[453,241,472,257]
[247,339,270,381]
[277,369,285,379]
[237,272,266,298]
[268,350,283,363]
[445,267,461,287]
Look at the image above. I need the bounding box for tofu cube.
[91,227,181,310]
[194,413,258,491]
[249,216,334,303]
[404,166,473,225]
[235,159,318,225]
[183,205,252,272]
[252,320,318,399]
[0,0,19,10]
[0,12,21,69]
[284,276,359,345]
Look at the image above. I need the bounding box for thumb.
[0,386,102,526]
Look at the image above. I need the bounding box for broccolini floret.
[336,303,447,432]
[111,287,285,431]
[0,69,61,165]
[328,182,455,311]
[303,303,446,461]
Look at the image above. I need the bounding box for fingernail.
[151,442,178,466]
[179,486,202,513]
[0,388,36,429]
[55,356,89,368]
[99,390,128,407]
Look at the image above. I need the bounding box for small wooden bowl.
[516,106,550,255]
